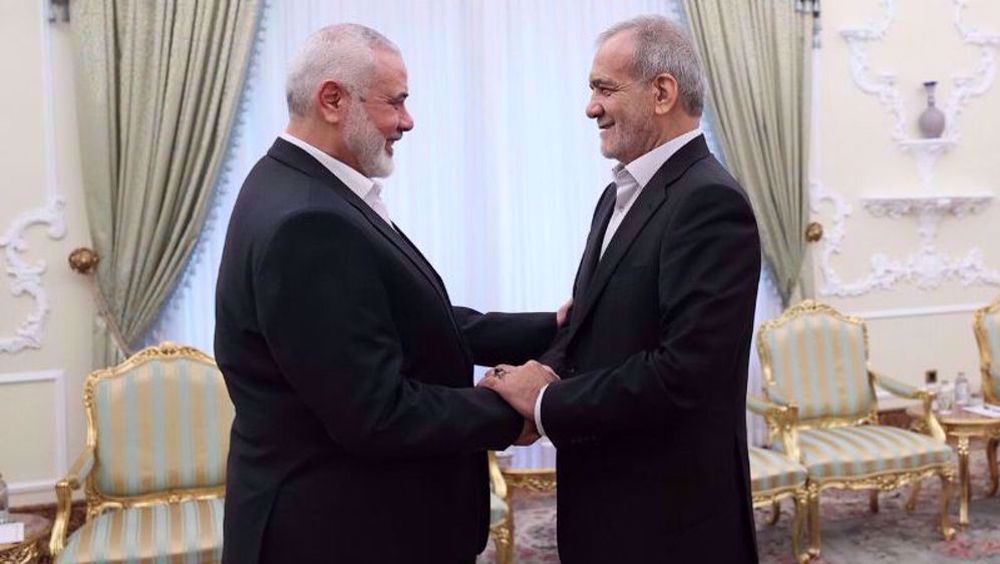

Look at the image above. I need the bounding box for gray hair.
[285,24,400,117]
[598,15,705,116]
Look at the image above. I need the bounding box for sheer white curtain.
[747,265,783,446]
[151,0,768,466]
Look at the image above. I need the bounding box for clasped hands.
[478,360,559,446]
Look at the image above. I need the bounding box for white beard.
[344,102,394,178]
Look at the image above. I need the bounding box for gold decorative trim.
[807,464,955,491]
[0,542,41,564]
[500,468,557,493]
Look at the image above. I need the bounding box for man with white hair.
[481,15,761,562]
[215,24,560,564]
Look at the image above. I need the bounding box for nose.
[399,107,414,132]
[586,100,603,120]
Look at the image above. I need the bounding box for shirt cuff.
[534,383,550,437]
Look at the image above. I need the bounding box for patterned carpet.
[478,448,1000,563]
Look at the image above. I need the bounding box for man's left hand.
[479,360,559,419]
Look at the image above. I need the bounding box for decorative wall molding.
[0,2,68,354]
[849,302,987,321]
[812,183,1000,295]
[810,179,857,296]
[0,369,68,495]
[861,193,993,240]
[840,0,1000,188]
[814,2,1000,297]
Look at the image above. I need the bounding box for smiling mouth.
[598,122,613,131]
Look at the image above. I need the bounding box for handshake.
[478,360,560,446]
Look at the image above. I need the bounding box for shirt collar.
[279,132,378,202]
[615,128,704,190]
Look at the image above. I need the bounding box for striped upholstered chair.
[49,343,233,564]
[757,301,956,558]
[975,297,1000,406]
[747,398,808,563]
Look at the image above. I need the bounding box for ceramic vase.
[918,81,946,138]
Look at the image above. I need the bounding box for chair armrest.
[747,396,802,462]
[871,371,947,443]
[49,447,95,557]
[871,371,927,400]
[488,451,508,503]
[748,395,784,416]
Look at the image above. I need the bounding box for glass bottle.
[939,379,955,413]
[955,371,971,407]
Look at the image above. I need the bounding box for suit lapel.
[566,136,712,345]
[572,183,616,314]
[267,138,454,312]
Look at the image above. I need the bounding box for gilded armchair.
[746,397,808,564]
[488,451,514,564]
[974,296,1000,495]
[49,343,234,564]
[974,297,1000,405]
[757,301,955,558]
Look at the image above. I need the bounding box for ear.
[652,73,679,116]
[316,80,349,124]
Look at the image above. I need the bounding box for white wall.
[0,0,91,506]
[812,0,1000,390]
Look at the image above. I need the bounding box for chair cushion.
[762,310,876,420]
[777,425,954,482]
[749,446,807,493]
[55,498,223,564]
[490,492,509,526]
[92,358,234,497]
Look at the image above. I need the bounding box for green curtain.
[684,0,814,305]
[72,0,262,366]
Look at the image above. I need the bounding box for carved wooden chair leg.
[792,490,810,564]
[768,499,781,526]
[492,522,513,564]
[987,437,999,497]
[906,480,922,512]
[807,486,822,558]
[939,471,957,541]
[868,490,879,513]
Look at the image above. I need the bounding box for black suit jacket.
[540,136,761,563]
[215,138,556,564]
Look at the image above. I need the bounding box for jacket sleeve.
[540,184,761,445]
[254,210,522,458]
[452,307,557,367]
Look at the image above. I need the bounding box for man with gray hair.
[481,15,761,562]
[216,23,561,564]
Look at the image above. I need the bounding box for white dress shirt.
[534,128,704,436]
[279,132,394,227]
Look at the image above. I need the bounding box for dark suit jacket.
[540,136,761,563]
[214,138,556,564]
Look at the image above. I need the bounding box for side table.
[907,405,1000,526]
[499,467,557,495]
[0,514,52,564]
